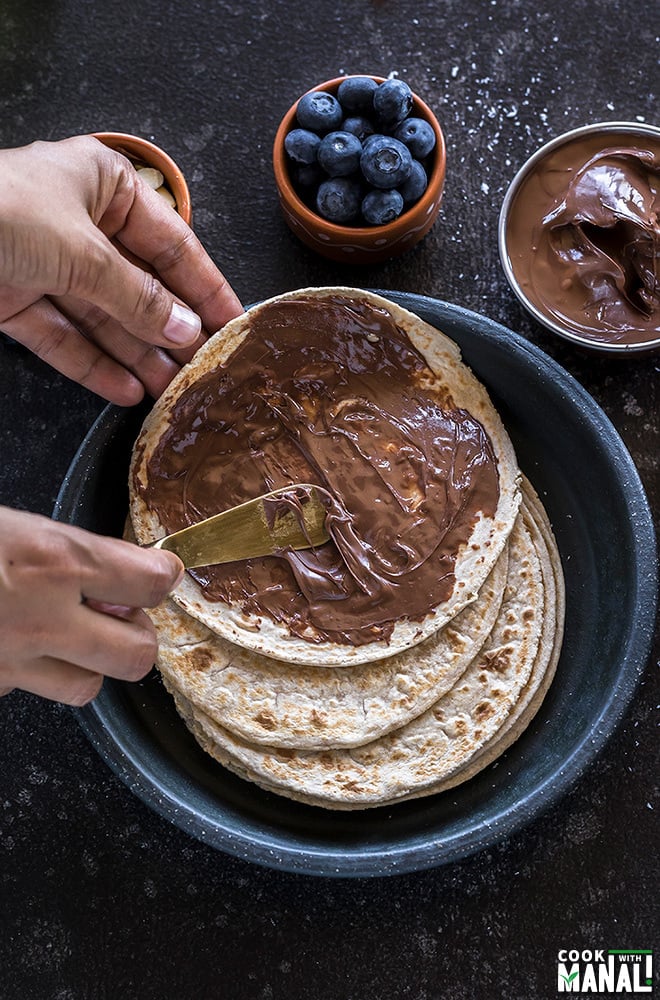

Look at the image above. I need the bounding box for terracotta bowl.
[273,76,446,264]
[93,131,192,226]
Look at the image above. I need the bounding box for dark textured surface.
[0,1,658,997]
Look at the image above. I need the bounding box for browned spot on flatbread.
[254,711,277,731]
[310,709,328,729]
[482,646,513,673]
[475,700,495,720]
[337,778,368,793]
[188,648,213,672]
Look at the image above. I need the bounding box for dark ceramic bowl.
[53,292,657,877]
[499,121,660,356]
[273,77,446,264]
[94,131,192,225]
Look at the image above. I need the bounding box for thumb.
[73,234,202,348]
[79,537,186,608]
[153,548,186,596]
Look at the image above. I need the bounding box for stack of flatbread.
[128,288,564,810]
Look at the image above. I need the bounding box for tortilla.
[130,287,521,666]
[161,499,550,809]
[148,547,508,750]
[392,482,565,802]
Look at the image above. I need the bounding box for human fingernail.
[163,301,201,345]
[86,598,133,617]
[164,554,186,591]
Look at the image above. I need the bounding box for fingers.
[1,135,243,402]
[4,591,162,706]
[0,598,161,706]
[0,508,187,706]
[0,508,183,611]
[2,656,105,707]
[84,599,141,618]
[1,297,146,406]
[51,604,160,680]
[68,224,205,350]
[68,172,244,352]
[2,292,188,404]
[109,180,244,335]
[54,294,182,399]
[76,533,184,608]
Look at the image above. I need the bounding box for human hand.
[0,507,184,705]
[0,135,243,405]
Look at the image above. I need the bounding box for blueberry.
[341,115,375,143]
[337,76,378,113]
[373,79,414,125]
[296,91,343,134]
[291,162,324,191]
[394,117,436,158]
[362,132,384,150]
[362,188,404,225]
[399,159,428,203]
[360,135,413,189]
[317,131,363,177]
[284,128,321,165]
[316,177,362,223]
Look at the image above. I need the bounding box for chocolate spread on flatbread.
[137,295,500,646]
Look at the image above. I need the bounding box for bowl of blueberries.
[273,75,446,263]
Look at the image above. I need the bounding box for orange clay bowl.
[93,131,192,226]
[273,76,446,264]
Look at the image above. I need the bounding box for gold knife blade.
[151,484,330,568]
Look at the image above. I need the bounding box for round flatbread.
[130,287,521,666]
[391,481,565,803]
[162,502,547,809]
[148,547,508,749]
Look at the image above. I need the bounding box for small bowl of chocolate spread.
[499,122,660,355]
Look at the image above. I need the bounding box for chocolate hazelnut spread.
[138,296,500,646]
[505,130,660,345]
